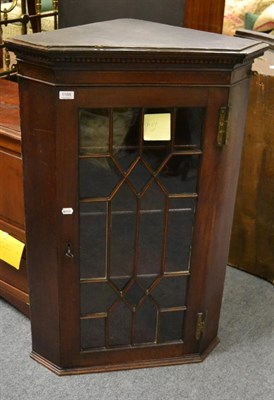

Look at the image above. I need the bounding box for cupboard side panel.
[199,81,250,351]
[55,98,80,366]
[183,86,229,350]
[19,79,61,365]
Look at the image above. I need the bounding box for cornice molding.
[12,48,247,70]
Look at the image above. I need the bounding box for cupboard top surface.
[6,19,267,60]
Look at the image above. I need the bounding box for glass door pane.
[79,107,204,350]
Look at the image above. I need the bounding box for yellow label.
[0,230,25,270]
[144,113,171,141]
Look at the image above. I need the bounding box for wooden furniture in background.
[184,0,226,33]
[1,1,59,311]
[6,19,266,374]
[0,0,58,77]
[0,79,29,316]
[229,30,274,284]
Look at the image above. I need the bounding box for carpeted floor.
[1,266,274,400]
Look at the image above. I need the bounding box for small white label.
[62,208,74,215]
[59,91,75,100]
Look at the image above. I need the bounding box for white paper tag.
[59,91,75,100]
[62,208,74,215]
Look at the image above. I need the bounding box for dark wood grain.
[184,0,225,33]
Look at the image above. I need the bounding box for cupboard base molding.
[30,337,220,375]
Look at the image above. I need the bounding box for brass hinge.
[217,106,229,147]
[195,312,206,341]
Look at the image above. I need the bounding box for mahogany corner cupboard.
[5,19,267,375]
